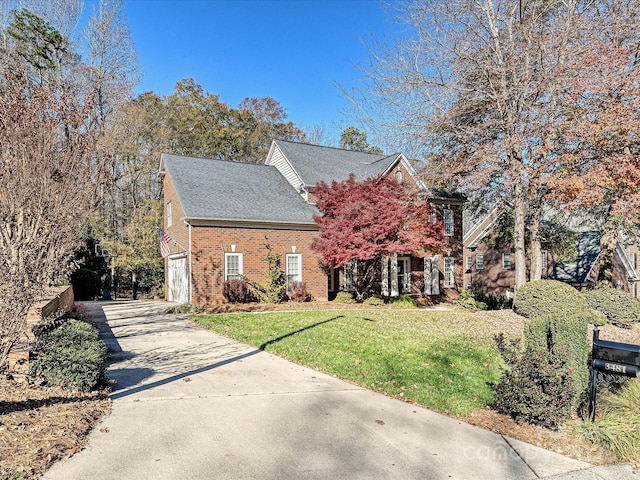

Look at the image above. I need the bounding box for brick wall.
[190,225,328,305]
[8,285,74,374]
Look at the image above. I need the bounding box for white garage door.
[168,255,189,304]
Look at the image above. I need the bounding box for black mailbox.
[589,328,640,420]
[593,338,640,370]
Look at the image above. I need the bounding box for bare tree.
[344,0,640,291]
[0,2,138,368]
[0,60,97,367]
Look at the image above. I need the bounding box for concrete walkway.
[43,301,637,480]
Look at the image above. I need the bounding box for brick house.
[463,206,640,298]
[160,140,465,305]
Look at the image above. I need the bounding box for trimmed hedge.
[514,280,607,325]
[583,287,640,328]
[493,312,590,428]
[29,319,107,391]
[525,315,590,410]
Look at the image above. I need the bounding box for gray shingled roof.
[274,140,398,186]
[161,153,318,225]
[549,231,601,284]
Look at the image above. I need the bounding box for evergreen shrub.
[583,287,640,328]
[333,291,356,304]
[30,319,107,391]
[492,333,574,429]
[525,315,590,410]
[363,295,385,306]
[455,289,488,310]
[513,280,607,325]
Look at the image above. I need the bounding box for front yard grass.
[194,308,504,417]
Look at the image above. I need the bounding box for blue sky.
[121,0,391,143]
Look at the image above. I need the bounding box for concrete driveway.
[42,301,636,480]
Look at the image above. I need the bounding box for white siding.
[267,145,304,191]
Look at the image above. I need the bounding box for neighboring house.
[463,208,640,298]
[160,140,465,305]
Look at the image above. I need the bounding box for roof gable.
[265,140,464,203]
[267,140,397,188]
[161,153,318,226]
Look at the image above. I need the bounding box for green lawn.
[194,308,506,417]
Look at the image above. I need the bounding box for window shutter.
[381,256,389,296]
[431,255,440,295]
[424,256,440,295]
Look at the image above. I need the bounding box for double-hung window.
[286,254,302,285]
[167,201,173,227]
[225,253,243,281]
[465,255,473,272]
[502,253,512,270]
[476,254,484,270]
[444,209,454,236]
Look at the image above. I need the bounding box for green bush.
[363,295,385,306]
[333,291,356,304]
[492,334,574,429]
[514,280,607,325]
[580,379,640,460]
[473,291,513,310]
[455,289,488,310]
[583,287,640,328]
[70,268,102,300]
[392,294,417,308]
[29,319,107,391]
[525,315,589,410]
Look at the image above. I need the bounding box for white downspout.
[188,222,193,304]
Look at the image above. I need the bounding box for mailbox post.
[589,327,640,421]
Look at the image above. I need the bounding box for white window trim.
[398,256,411,292]
[502,253,512,270]
[286,253,302,285]
[167,201,173,227]
[476,254,484,270]
[444,209,454,236]
[224,252,243,281]
[465,255,473,272]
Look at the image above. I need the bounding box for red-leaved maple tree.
[311,174,447,293]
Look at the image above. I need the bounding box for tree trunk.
[529,198,543,281]
[597,225,617,287]
[513,178,528,291]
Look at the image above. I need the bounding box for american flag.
[160,230,172,258]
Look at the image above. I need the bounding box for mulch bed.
[0,376,111,479]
